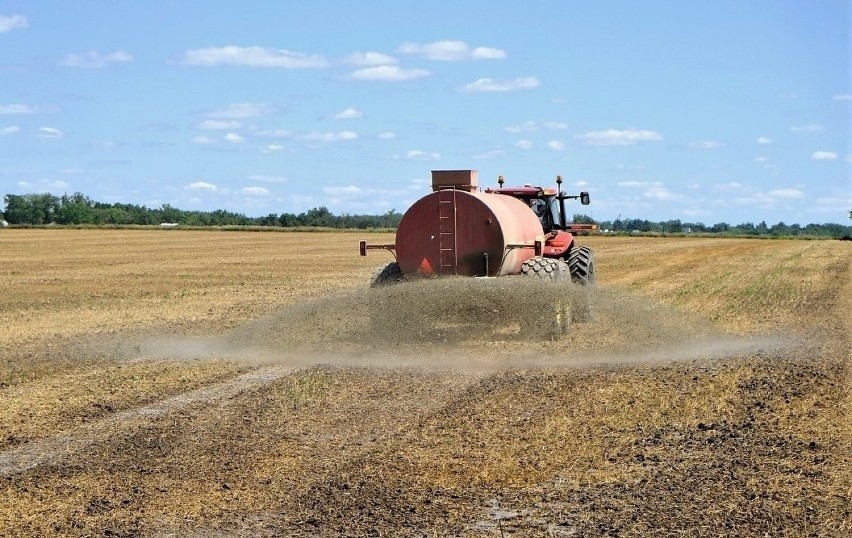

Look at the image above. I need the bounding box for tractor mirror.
[580,192,590,205]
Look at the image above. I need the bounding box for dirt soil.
[0,230,849,537]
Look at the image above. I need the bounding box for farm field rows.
[0,229,849,536]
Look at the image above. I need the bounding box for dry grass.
[0,230,849,536]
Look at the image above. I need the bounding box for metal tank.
[394,171,545,277]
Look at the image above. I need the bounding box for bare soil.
[0,230,848,536]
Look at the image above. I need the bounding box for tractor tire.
[520,256,566,282]
[567,246,595,285]
[370,261,403,287]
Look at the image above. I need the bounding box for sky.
[0,1,849,224]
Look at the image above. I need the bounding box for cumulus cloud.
[198,120,241,130]
[192,135,215,144]
[768,188,804,199]
[0,125,20,135]
[405,150,440,160]
[811,151,837,160]
[0,104,40,115]
[462,77,539,92]
[756,137,772,144]
[547,140,565,151]
[790,124,824,132]
[203,103,276,118]
[38,127,63,138]
[515,139,533,150]
[185,181,218,191]
[0,14,27,33]
[300,131,358,142]
[377,131,396,139]
[59,50,133,69]
[341,51,398,65]
[224,132,244,143]
[181,46,327,68]
[643,184,683,201]
[688,140,725,149]
[350,65,430,81]
[241,186,269,196]
[256,129,291,138]
[397,40,506,61]
[332,107,363,120]
[259,144,289,153]
[576,128,663,146]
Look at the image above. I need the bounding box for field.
[0,229,849,537]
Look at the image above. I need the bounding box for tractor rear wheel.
[567,246,595,285]
[370,261,403,287]
[520,257,569,338]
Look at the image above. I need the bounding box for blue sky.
[1,1,849,224]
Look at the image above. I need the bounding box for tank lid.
[431,170,478,192]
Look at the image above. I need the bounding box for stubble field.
[0,229,849,536]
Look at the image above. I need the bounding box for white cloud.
[350,65,430,81]
[832,94,852,101]
[341,51,398,65]
[38,127,63,138]
[192,135,215,144]
[768,188,804,199]
[181,46,327,68]
[461,77,539,92]
[790,124,824,132]
[0,14,27,33]
[241,186,270,196]
[643,184,682,201]
[59,50,133,69]
[45,180,69,190]
[405,150,440,160]
[224,132,244,143]
[185,181,218,191]
[377,131,396,139]
[515,139,533,150]
[300,131,358,142]
[198,119,241,130]
[0,104,40,115]
[754,156,770,163]
[811,151,837,160]
[756,137,772,144]
[203,103,276,118]
[547,140,565,151]
[473,149,506,159]
[323,185,363,196]
[397,40,506,61]
[504,120,566,132]
[332,107,363,120]
[259,144,289,153]
[0,126,20,135]
[576,128,663,146]
[247,174,287,183]
[256,129,291,138]
[688,140,725,149]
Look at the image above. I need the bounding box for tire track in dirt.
[0,365,292,477]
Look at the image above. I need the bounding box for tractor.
[359,170,596,338]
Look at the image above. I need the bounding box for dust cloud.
[128,277,794,371]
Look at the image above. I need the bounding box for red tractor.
[360,170,596,288]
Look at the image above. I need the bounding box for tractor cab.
[485,176,593,259]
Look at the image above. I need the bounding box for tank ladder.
[437,188,458,275]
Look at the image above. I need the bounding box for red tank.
[395,187,545,277]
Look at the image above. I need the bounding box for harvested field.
[0,229,849,536]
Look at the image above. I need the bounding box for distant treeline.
[576,214,852,239]
[3,192,851,238]
[2,193,402,229]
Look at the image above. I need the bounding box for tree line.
[3,192,850,238]
[576,214,852,239]
[2,193,402,229]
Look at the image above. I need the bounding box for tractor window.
[548,196,562,227]
[530,199,551,231]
